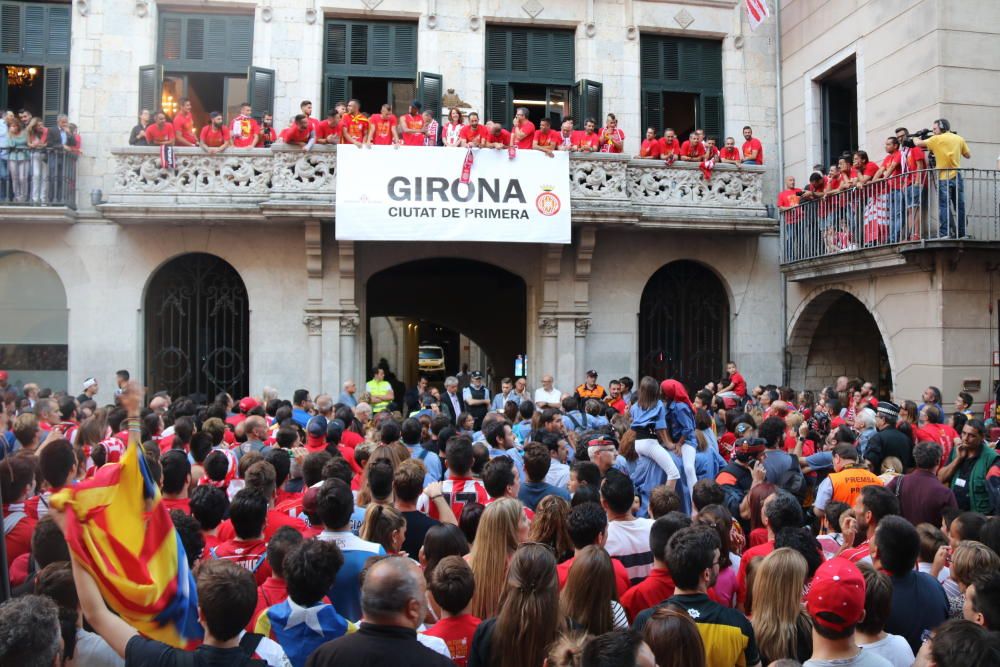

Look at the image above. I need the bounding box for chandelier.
[6,66,38,86]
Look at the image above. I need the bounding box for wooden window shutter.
[138,64,164,115]
[324,75,348,115]
[701,94,724,142]
[643,90,662,135]
[550,31,575,81]
[159,16,182,62]
[326,22,347,65]
[485,81,510,125]
[185,17,205,61]
[350,23,368,66]
[42,64,64,125]
[574,79,602,125]
[392,24,416,67]
[1,4,21,56]
[486,28,507,73]
[417,71,443,122]
[45,4,70,62]
[247,66,275,116]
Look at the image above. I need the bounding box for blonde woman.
[750,547,813,664]
[468,497,528,619]
[6,114,28,202]
[359,503,407,555]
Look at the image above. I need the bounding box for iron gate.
[145,253,249,400]
[638,260,728,391]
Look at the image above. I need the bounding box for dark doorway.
[805,292,891,398]
[161,73,248,130]
[821,57,858,169]
[348,77,416,117]
[145,253,249,401]
[509,83,571,127]
[662,91,698,139]
[639,260,729,392]
[2,65,45,117]
[367,259,526,381]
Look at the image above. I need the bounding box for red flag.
[746,0,770,31]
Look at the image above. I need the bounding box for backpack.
[773,452,807,500]
[173,631,267,667]
[565,410,590,435]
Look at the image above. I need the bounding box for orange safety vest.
[828,466,883,506]
[576,383,606,400]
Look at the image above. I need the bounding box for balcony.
[0,148,78,223]
[101,146,773,230]
[779,169,1000,281]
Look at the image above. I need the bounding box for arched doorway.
[639,260,729,390]
[366,259,527,385]
[0,252,68,391]
[788,290,893,397]
[145,253,249,400]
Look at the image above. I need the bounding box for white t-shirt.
[605,517,654,583]
[858,634,915,667]
[534,387,562,406]
[804,651,892,667]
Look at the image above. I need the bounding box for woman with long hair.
[695,504,739,607]
[642,607,706,667]
[420,523,470,581]
[355,443,405,506]
[443,107,465,147]
[457,411,475,435]
[468,543,564,667]
[527,495,574,562]
[560,545,628,633]
[660,379,698,509]
[628,376,680,515]
[359,503,406,554]
[468,497,527,619]
[750,548,813,665]
[693,409,726,481]
[746,482,776,549]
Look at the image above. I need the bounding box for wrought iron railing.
[0,147,78,208]
[779,168,1000,264]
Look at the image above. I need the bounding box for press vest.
[829,466,883,506]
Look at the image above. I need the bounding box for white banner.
[335,146,571,243]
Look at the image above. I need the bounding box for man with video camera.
[913,119,971,239]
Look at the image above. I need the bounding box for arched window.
[639,260,729,390]
[145,253,249,399]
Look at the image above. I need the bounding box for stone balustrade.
[102,146,771,228]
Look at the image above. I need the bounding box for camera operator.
[913,119,971,238]
[895,128,928,240]
[778,176,804,260]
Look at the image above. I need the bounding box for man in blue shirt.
[482,419,524,481]
[490,377,521,411]
[517,442,570,510]
[338,380,358,408]
[401,417,442,486]
[918,386,944,423]
[292,388,313,427]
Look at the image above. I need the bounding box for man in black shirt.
[306,557,452,667]
[864,401,914,472]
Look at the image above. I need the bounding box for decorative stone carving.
[570,159,628,201]
[522,0,543,18]
[362,0,384,8]
[260,6,273,22]
[538,316,557,337]
[442,89,471,109]
[113,152,273,195]
[303,315,322,335]
[77,0,89,16]
[340,314,360,335]
[271,151,337,193]
[135,0,149,18]
[674,9,694,29]
[575,317,592,336]
[628,164,763,208]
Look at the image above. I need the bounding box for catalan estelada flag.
[50,433,201,647]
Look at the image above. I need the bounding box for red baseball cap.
[238,396,260,413]
[806,558,866,632]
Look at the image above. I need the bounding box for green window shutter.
[640,37,659,80]
[486,28,507,72]
[138,64,164,115]
[42,64,64,126]
[701,94,724,143]
[574,79,602,126]
[205,17,228,65]
[1,4,21,57]
[350,23,368,66]
[371,24,391,68]
[511,30,528,73]
[550,31,575,80]
[324,75,348,115]
[160,16,182,62]
[45,5,70,62]
[392,24,416,68]
[417,71,442,123]
[229,16,253,67]
[185,17,204,60]
[485,81,510,125]
[701,42,723,88]
[247,66,275,116]
[663,40,680,81]
[326,22,347,65]
[23,4,42,59]
[486,26,574,85]
[159,13,254,73]
[643,90,662,136]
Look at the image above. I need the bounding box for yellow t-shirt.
[925,133,969,179]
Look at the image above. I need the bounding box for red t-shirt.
[340,114,370,144]
[216,508,308,543]
[680,141,706,159]
[173,112,197,144]
[659,138,680,157]
[211,538,272,586]
[513,119,535,149]
[742,137,763,164]
[620,568,675,622]
[162,497,191,515]
[459,124,488,146]
[533,128,558,149]
[199,125,230,148]
[305,116,322,135]
[557,555,631,599]
[736,540,775,606]
[283,124,314,145]
[230,116,260,148]
[423,614,482,667]
[730,372,747,397]
[720,146,741,161]
[574,131,600,151]
[639,139,662,158]
[401,113,425,147]
[145,123,175,144]
[368,113,397,145]
[777,189,802,224]
[851,162,879,182]
[902,145,927,186]
[485,129,511,147]
[317,119,339,143]
[879,151,903,189]
[599,128,625,153]
[2,507,36,567]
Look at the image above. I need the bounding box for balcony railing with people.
[0,147,78,209]
[102,146,772,227]
[779,168,1000,266]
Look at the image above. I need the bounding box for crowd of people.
[0,109,81,205]
[778,120,973,256]
[2,362,1000,667]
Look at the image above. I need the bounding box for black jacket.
[439,390,466,425]
[306,623,452,667]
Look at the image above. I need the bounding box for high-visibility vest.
[829,466,883,506]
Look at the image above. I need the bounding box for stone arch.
[0,251,69,391]
[787,284,896,396]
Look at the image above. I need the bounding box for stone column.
[539,316,558,385]
[575,317,591,385]
[303,315,322,394]
[340,312,360,388]
[321,314,340,396]
[556,317,576,394]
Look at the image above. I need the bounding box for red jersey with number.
[340,114,370,144]
[459,124,488,146]
[639,139,662,158]
[533,128,558,149]
[145,123,175,144]
[513,119,535,149]
[742,137,763,164]
[173,112,197,144]
[401,113,425,146]
[427,476,488,521]
[423,614,481,667]
[199,125,230,148]
[211,538,272,586]
[368,113,397,145]
[680,141,706,159]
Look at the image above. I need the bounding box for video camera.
[902,128,932,148]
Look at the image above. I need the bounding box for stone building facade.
[0,0,784,400]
